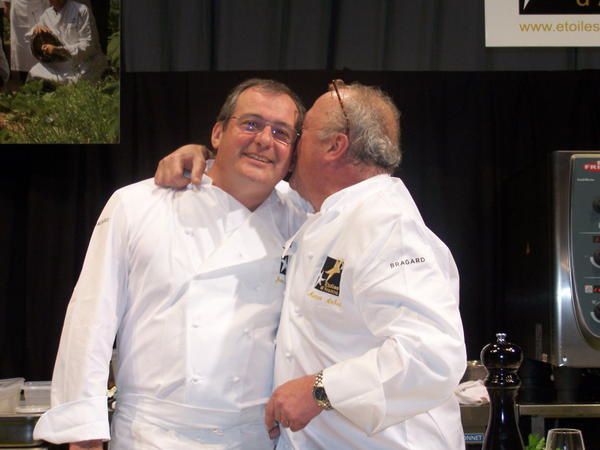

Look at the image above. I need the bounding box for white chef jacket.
[26,0,107,84]
[33,177,307,449]
[274,174,467,450]
[8,0,48,72]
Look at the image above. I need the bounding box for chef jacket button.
[191,323,199,329]
[233,376,240,383]
[307,252,314,259]
[184,228,193,236]
[244,328,251,335]
[285,352,292,359]
[191,376,203,384]
[294,306,301,315]
[212,428,224,436]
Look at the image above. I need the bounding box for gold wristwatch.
[312,370,333,410]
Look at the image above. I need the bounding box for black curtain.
[122,0,600,72]
[1,70,599,379]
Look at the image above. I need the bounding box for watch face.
[315,386,327,402]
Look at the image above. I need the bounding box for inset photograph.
[0,0,119,143]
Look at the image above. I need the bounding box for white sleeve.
[24,8,52,42]
[323,215,466,435]
[33,192,129,444]
[24,11,46,43]
[62,6,94,61]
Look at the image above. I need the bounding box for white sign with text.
[485,0,600,47]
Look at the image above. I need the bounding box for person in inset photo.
[25,0,107,84]
[7,0,48,83]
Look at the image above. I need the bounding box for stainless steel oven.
[503,151,600,368]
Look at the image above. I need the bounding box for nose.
[254,125,274,147]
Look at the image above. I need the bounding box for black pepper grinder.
[481,332,524,450]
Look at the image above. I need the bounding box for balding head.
[320,81,402,173]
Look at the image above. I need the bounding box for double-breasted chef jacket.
[274,174,467,450]
[33,177,306,449]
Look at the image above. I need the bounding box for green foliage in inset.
[0,78,119,144]
[108,0,120,36]
[105,0,120,74]
[107,31,120,70]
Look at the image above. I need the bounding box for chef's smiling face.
[209,87,298,196]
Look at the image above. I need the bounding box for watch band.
[312,370,333,410]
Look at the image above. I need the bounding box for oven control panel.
[571,155,600,341]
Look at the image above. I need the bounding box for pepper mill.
[481,332,524,450]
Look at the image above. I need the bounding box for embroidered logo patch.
[314,257,344,296]
[280,255,289,275]
[276,255,289,284]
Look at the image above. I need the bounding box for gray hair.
[320,82,401,172]
[216,78,305,133]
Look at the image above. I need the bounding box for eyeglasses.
[330,79,350,135]
[230,114,299,146]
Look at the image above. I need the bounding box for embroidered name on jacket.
[389,257,425,269]
[314,257,344,296]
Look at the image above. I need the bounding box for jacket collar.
[320,174,391,213]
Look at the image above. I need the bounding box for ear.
[324,133,350,162]
[211,121,224,150]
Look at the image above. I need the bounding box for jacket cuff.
[33,396,110,444]
[322,362,385,435]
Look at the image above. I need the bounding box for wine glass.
[545,428,585,450]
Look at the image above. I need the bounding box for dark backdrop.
[122,0,600,71]
[1,70,599,379]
